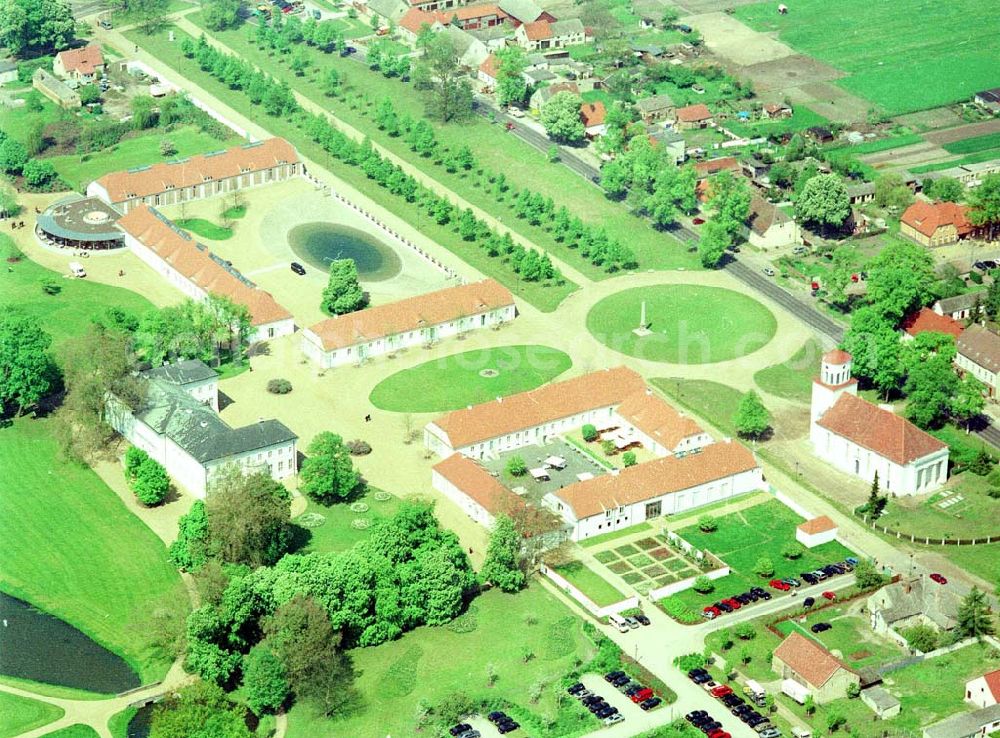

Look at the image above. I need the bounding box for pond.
[0,592,140,694]
[289,222,402,281]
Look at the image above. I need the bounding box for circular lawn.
[369,345,572,412]
[586,285,777,364]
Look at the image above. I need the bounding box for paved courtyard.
[482,438,610,508]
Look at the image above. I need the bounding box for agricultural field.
[734,0,1000,115]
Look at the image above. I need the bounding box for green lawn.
[285,586,598,738]
[173,217,234,240]
[579,521,652,548]
[368,345,572,412]
[0,692,64,738]
[825,133,925,157]
[943,131,1000,155]
[125,24,578,312]
[46,126,241,191]
[773,604,905,670]
[177,16,702,275]
[724,106,830,139]
[911,148,1000,173]
[0,92,63,147]
[753,338,822,403]
[660,499,855,614]
[552,561,627,607]
[587,286,777,364]
[733,0,1000,115]
[876,472,1000,541]
[41,726,101,738]
[0,676,108,702]
[293,487,403,554]
[107,708,137,738]
[651,378,744,437]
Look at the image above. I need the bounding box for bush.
[660,597,701,624]
[582,423,598,442]
[347,439,372,455]
[505,455,527,477]
[674,652,706,672]
[133,456,170,505]
[601,439,616,456]
[692,575,714,593]
[39,276,61,295]
[752,556,774,577]
[698,515,717,532]
[782,542,804,559]
[901,623,938,653]
[733,623,755,640]
[622,451,637,467]
[266,378,293,394]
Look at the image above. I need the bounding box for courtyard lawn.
[284,585,598,738]
[41,726,101,738]
[368,345,572,412]
[173,217,234,240]
[293,487,403,554]
[0,92,62,147]
[175,16,702,275]
[753,338,823,404]
[0,692,64,738]
[773,604,905,670]
[46,126,241,191]
[876,472,1000,543]
[552,561,627,607]
[733,0,1000,115]
[660,499,855,614]
[0,247,155,352]
[651,378,743,437]
[587,286,776,364]
[125,25,578,312]
[579,521,652,549]
[724,106,830,139]
[0,418,186,683]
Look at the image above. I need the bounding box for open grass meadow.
[0,691,64,738]
[40,726,101,738]
[369,345,572,412]
[651,378,743,437]
[753,338,823,404]
[285,586,600,738]
[293,486,404,555]
[773,604,905,670]
[734,0,1000,115]
[942,131,1000,155]
[174,15,702,274]
[551,560,627,607]
[124,25,578,312]
[0,418,187,683]
[723,106,830,139]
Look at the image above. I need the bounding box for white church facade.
[810,350,949,496]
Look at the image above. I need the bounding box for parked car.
[575,688,593,699]
[763,267,776,276]
[722,693,745,707]
[498,721,519,734]
[811,570,829,581]
[822,591,837,601]
[701,721,723,734]
[782,578,801,587]
[688,668,710,681]
[702,681,720,693]
[753,588,772,600]
[588,700,609,714]
[488,711,508,723]
[692,672,713,685]
[582,694,603,706]
[508,106,525,118]
[703,606,721,619]
[635,613,651,626]
[624,616,641,629]
[605,713,625,725]
[290,262,306,275]
[567,682,585,695]
[760,729,782,738]
[610,674,630,687]
[596,706,617,719]
[641,697,663,711]
[99,18,113,29]
[693,217,706,225]
[618,680,639,693]
[930,573,948,584]
[450,724,472,736]
[845,557,859,566]
[810,622,832,633]
[753,721,774,732]
[604,671,626,683]
[631,688,654,703]
[722,598,741,610]
[711,685,734,698]
[686,711,709,723]
[800,572,818,585]
[770,579,791,591]
[803,597,815,608]
[716,602,733,613]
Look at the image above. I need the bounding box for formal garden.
[587,286,777,364]
[592,534,703,595]
[368,345,572,412]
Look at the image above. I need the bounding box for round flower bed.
[351,518,371,530]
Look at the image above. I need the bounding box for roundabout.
[586,285,777,364]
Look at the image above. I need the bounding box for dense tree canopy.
[205,467,292,568]
[150,681,252,738]
[494,47,527,108]
[865,240,936,323]
[479,514,525,592]
[840,307,903,397]
[413,33,473,122]
[320,259,368,316]
[0,309,57,416]
[733,391,770,440]
[795,174,851,230]
[540,91,585,144]
[300,431,363,503]
[968,174,1000,231]
[0,0,74,57]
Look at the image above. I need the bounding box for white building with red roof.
[967,670,1000,709]
[795,515,838,548]
[810,350,949,495]
[54,45,105,82]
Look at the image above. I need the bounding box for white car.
[762,267,776,277]
[508,107,524,118]
[605,713,625,725]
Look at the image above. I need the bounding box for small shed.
[0,60,18,86]
[861,686,900,719]
[796,515,838,547]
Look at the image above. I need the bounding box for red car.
[711,685,734,698]
[769,579,790,591]
[822,591,836,600]
[708,732,731,738]
[692,217,705,225]
[631,688,654,704]
[703,606,721,619]
[723,598,741,610]
[930,573,948,585]
[504,122,516,131]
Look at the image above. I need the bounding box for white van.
[792,728,811,738]
[69,261,86,278]
[608,614,630,633]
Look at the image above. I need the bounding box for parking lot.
[483,438,609,507]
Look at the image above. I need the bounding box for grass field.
[284,586,598,738]
[651,378,743,437]
[773,604,905,670]
[46,126,240,191]
[40,726,101,738]
[734,0,1000,115]
[753,339,822,403]
[723,106,830,139]
[176,16,702,275]
[552,560,627,606]
[0,676,107,702]
[107,708,136,738]
[125,25,578,312]
[827,133,925,156]
[660,499,855,614]
[0,92,63,147]
[173,217,234,240]
[587,286,776,364]
[0,418,187,683]
[293,487,403,555]
[943,131,1000,155]
[0,692,64,738]
[368,345,572,412]
[876,472,1000,540]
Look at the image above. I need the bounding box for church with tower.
[809,349,950,496]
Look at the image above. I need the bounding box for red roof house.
[54,45,105,81]
[900,201,977,247]
[901,307,965,340]
[580,101,607,135]
[676,103,714,129]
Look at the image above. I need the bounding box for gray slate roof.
[924,703,1000,738]
[550,18,584,36]
[861,686,899,711]
[135,376,296,463]
[936,291,986,315]
[868,577,960,630]
[498,0,543,22]
[957,324,1000,373]
[635,94,675,113]
[144,359,219,386]
[368,0,407,19]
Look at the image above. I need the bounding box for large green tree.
[795,173,850,231]
[150,681,252,738]
[202,0,243,31]
[698,218,731,268]
[840,307,903,397]
[924,176,964,203]
[956,587,995,639]
[479,514,525,592]
[494,46,527,108]
[0,309,57,415]
[299,431,363,503]
[865,240,936,323]
[733,391,770,440]
[968,173,1000,238]
[242,646,289,715]
[320,259,367,316]
[873,173,914,210]
[413,32,473,122]
[0,0,74,56]
[205,467,292,567]
[540,91,585,144]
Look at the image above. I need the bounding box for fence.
[648,560,730,600]
[857,513,999,546]
[773,488,814,521]
[539,564,639,619]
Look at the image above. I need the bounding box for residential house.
[742,156,770,180]
[806,126,834,143]
[580,101,607,138]
[795,515,837,548]
[439,25,490,68]
[634,94,675,123]
[53,45,105,83]
[967,670,1000,709]
[675,103,714,130]
[514,18,585,50]
[523,68,558,87]
[847,181,876,205]
[529,81,578,113]
[368,0,409,22]
[693,156,740,179]
[748,195,800,248]
[762,102,792,119]
[924,160,1000,191]
[547,440,763,541]
[810,350,949,495]
[405,0,469,13]
[438,3,508,30]
[498,0,555,25]
[106,359,297,497]
[32,68,80,109]
[0,61,18,86]
[924,703,1000,738]
[469,24,512,50]
[861,687,901,719]
[900,201,980,247]
[89,138,302,214]
[901,308,965,341]
[301,279,515,369]
[432,453,528,528]
[772,632,861,705]
[934,292,986,321]
[868,576,961,636]
[478,53,499,87]
[956,324,1000,398]
[647,127,686,164]
[974,88,1000,114]
[398,8,445,40]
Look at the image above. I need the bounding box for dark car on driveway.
[641,697,663,711]
[716,601,734,613]
[721,693,745,707]
[803,596,815,608]
[450,724,472,736]
[498,721,520,734]
[290,261,306,275]
[635,613,651,626]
